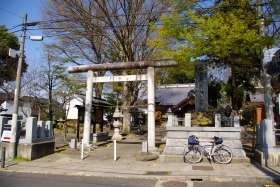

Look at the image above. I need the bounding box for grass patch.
[13,156,29,162]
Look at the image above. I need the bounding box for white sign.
[92,74,147,83]
[1,130,12,142]
[8,48,19,58]
[30,35,43,41]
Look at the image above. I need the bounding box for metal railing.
[177,118,185,127]
[221,115,234,127]
[274,127,280,145]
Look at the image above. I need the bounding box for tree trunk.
[48,87,53,122]
[63,121,67,142]
[231,65,238,111]
[95,83,103,132]
[122,71,131,135]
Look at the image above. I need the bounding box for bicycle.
[183,136,233,164]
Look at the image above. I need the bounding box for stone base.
[255,148,280,167]
[159,154,249,163]
[91,132,109,143]
[163,127,247,160]
[111,134,123,141]
[2,140,55,160]
[135,152,159,161]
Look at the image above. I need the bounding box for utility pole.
[257,0,277,167]
[258,1,273,121]
[10,13,27,159]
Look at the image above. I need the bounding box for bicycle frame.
[199,142,223,159]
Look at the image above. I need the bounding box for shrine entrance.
[68,60,176,151]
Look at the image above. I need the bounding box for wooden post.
[256,107,263,125]
[113,140,117,161]
[83,71,93,147]
[76,113,80,142]
[147,67,155,151]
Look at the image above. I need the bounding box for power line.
[7,24,22,31]
[6,3,273,28]
[10,17,280,35]
[0,7,22,18]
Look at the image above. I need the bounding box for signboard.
[92,74,147,83]
[1,130,12,142]
[29,35,43,41]
[8,48,19,58]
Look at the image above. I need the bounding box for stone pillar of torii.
[68,60,177,152]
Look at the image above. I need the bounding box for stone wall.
[163,126,246,158]
[0,116,55,160]
[255,119,280,166]
[161,112,247,162]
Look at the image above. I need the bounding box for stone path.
[1,143,280,184]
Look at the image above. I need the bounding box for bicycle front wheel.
[183,147,202,163]
[213,145,232,164]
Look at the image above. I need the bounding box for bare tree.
[44,0,164,133]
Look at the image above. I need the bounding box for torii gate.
[68,60,177,151]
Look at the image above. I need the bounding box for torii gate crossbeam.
[68,60,177,152]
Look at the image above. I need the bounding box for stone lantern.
[166,108,174,127]
[111,106,123,141]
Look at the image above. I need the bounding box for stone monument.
[195,62,208,112]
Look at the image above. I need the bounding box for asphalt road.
[0,172,156,187]
[0,172,277,187]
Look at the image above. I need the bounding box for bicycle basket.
[214,137,223,144]
[188,135,199,145]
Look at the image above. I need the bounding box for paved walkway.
[1,143,280,183]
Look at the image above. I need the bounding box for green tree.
[150,0,276,109]
[0,25,27,86]
[44,0,164,134]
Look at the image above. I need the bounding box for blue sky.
[0,0,50,70]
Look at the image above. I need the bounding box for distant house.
[155,84,195,115]
[136,84,195,116]
[248,92,264,105]
[0,93,48,119]
[66,94,111,121]
[66,96,84,120]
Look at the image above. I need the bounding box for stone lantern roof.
[113,106,123,118]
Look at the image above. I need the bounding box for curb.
[1,166,278,183]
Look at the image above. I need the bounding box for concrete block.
[142,141,148,152]
[263,119,276,148]
[37,121,42,138]
[215,114,221,127]
[17,141,55,160]
[69,139,77,149]
[234,116,240,127]
[25,117,37,144]
[184,113,191,127]
[0,116,8,137]
[91,132,109,143]
[166,113,174,127]
[163,126,247,160]
[92,133,97,144]
[45,121,53,137]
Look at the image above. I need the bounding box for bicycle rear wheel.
[213,145,232,164]
[183,146,202,163]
